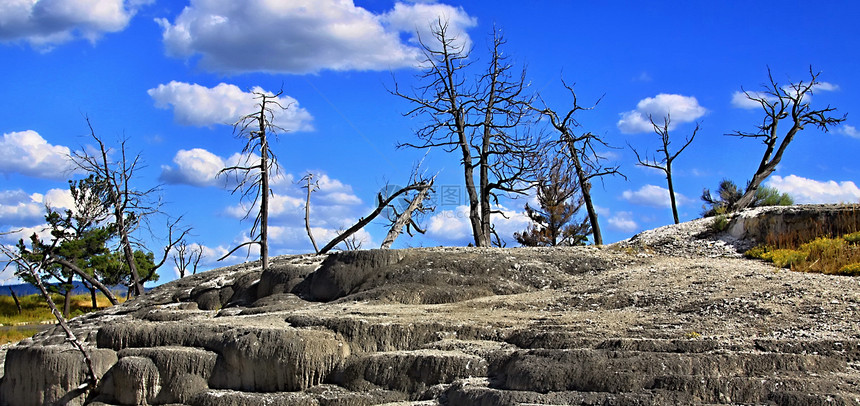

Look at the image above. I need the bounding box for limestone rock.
[2,205,860,405]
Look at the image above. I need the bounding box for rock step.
[286,314,505,353]
[188,386,406,406]
[444,377,860,406]
[651,374,860,405]
[336,349,487,394]
[491,348,847,396]
[97,321,349,392]
[96,346,217,405]
[444,378,656,406]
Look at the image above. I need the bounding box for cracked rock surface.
[1,205,859,405]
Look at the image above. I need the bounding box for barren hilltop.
[2,205,859,406]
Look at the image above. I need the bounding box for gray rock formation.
[1,205,859,405]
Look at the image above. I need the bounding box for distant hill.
[0,281,128,297]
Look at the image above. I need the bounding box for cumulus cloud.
[0,188,75,226]
[731,81,839,110]
[730,91,771,109]
[155,0,476,74]
[221,170,363,236]
[159,148,248,188]
[608,211,638,233]
[617,94,706,134]
[837,124,860,139]
[148,82,313,130]
[621,184,690,208]
[426,205,473,244]
[425,203,532,246]
[766,175,860,204]
[0,0,147,49]
[0,131,78,179]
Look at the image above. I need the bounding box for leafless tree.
[1,233,100,393]
[218,89,287,272]
[319,181,434,254]
[380,175,435,249]
[629,114,699,224]
[731,67,845,211]
[393,21,539,247]
[300,173,321,254]
[532,80,624,245]
[173,239,203,278]
[71,118,188,296]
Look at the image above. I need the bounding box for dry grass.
[746,233,860,276]
[0,293,124,342]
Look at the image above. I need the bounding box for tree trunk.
[320,184,424,254]
[52,256,120,305]
[63,274,73,319]
[22,264,98,389]
[304,178,319,254]
[567,140,602,245]
[260,130,270,272]
[9,287,21,314]
[120,230,142,297]
[380,183,432,249]
[666,162,679,224]
[88,284,98,310]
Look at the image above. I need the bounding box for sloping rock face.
[2,206,860,405]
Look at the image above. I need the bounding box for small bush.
[765,249,808,268]
[838,263,860,276]
[844,231,860,244]
[744,245,770,259]
[711,215,729,233]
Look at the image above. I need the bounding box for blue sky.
[2,0,859,285]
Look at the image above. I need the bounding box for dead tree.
[173,239,203,278]
[393,21,539,247]
[533,80,624,245]
[381,176,435,249]
[1,236,99,394]
[319,181,433,254]
[70,118,176,297]
[731,67,845,211]
[629,114,699,224]
[218,90,287,272]
[300,173,321,254]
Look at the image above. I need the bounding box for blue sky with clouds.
[2,0,859,285]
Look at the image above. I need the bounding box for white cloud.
[0,130,78,179]
[160,148,231,187]
[732,81,839,110]
[0,0,145,49]
[155,0,476,74]
[0,224,52,245]
[426,205,472,243]
[0,190,44,224]
[425,203,532,246]
[730,91,772,109]
[837,124,860,139]
[222,170,364,239]
[813,82,840,92]
[0,188,75,226]
[148,82,313,130]
[617,94,706,134]
[608,211,638,233]
[766,175,860,204]
[621,184,690,208]
[382,2,477,52]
